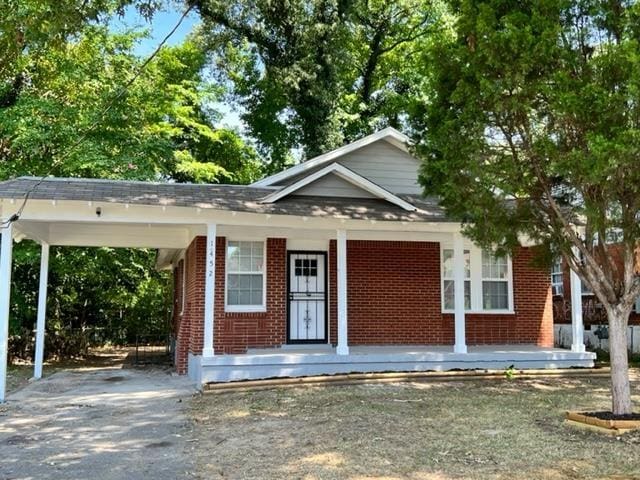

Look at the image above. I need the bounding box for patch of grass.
[592,348,640,368]
[190,374,640,479]
[5,347,131,396]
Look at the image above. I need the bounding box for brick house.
[0,128,594,396]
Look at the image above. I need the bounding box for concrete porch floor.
[193,344,597,385]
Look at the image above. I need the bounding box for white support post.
[570,267,586,353]
[202,224,217,357]
[33,242,50,380]
[453,232,467,354]
[336,229,349,355]
[0,223,14,403]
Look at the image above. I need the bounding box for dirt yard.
[0,351,196,480]
[4,356,640,480]
[190,372,640,480]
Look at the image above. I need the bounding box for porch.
[192,344,596,384]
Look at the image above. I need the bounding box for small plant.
[504,365,517,380]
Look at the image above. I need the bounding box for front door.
[287,251,328,343]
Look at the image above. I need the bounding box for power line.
[1,6,194,230]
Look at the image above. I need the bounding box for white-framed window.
[551,258,564,296]
[442,249,471,310]
[441,245,513,313]
[481,251,510,310]
[225,240,266,312]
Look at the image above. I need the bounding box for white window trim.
[441,248,471,311]
[550,259,563,296]
[224,238,267,313]
[441,244,514,314]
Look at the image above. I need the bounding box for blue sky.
[110,5,242,129]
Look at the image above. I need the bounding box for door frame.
[286,250,329,344]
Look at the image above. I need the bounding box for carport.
[0,177,227,402]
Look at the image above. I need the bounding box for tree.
[1,16,262,351]
[412,0,640,415]
[190,0,442,171]
[0,0,160,108]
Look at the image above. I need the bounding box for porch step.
[203,367,610,393]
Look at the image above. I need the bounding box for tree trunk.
[608,306,633,415]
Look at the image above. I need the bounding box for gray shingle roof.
[0,177,450,223]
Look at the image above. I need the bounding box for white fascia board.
[259,162,418,212]
[251,127,411,188]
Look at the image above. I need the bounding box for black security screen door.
[287,251,328,343]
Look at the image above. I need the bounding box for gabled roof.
[259,163,417,212]
[252,127,412,188]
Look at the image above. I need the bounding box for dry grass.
[190,371,640,480]
[4,347,131,395]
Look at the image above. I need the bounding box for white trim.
[260,163,417,212]
[336,229,349,355]
[550,258,564,296]
[0,223,14,403]
[440,243,515,314]
[480,250,511,311]
[252,127,412,188]
[33,242,49,379]
[224,239,267,313]
[570,263,586,353]
[203,224,217,357]
[453,233,467,354]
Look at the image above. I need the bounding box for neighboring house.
[550,257,640,353]
[551,257,640,326]
[0,127,594,397]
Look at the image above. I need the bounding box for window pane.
[227,274,239,289]
[444,280,471,310]
[443,250,453,278]
[227,273,264,306]
[252,256,264,272]
[238,275,251,289]
[443,280,454,310]
[442,249,470,279]
[227,289,239,305]
[237,290,251,305]
[239,242,251,255]
[228,240,264,273]
[250,274,262,289]
[250,290,262,305]
[482,281,508,310]
[482,251,508,279]
[228,256,239,271]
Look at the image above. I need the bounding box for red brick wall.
[213,237,287,353]
[174,238,205,374]
[330,242,552,347]
[332,240,451,345]
[512,246,553,346]
[175,238,553,367]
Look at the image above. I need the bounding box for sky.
[109,4,242,129]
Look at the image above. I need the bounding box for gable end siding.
[337,141,422,194]
[274,140,422,195]
[292,172,377,198]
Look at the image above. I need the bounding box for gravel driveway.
[0,366,196,480]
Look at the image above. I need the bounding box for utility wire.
[1,6,194,230]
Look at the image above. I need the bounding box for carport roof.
[0,177,451,223]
